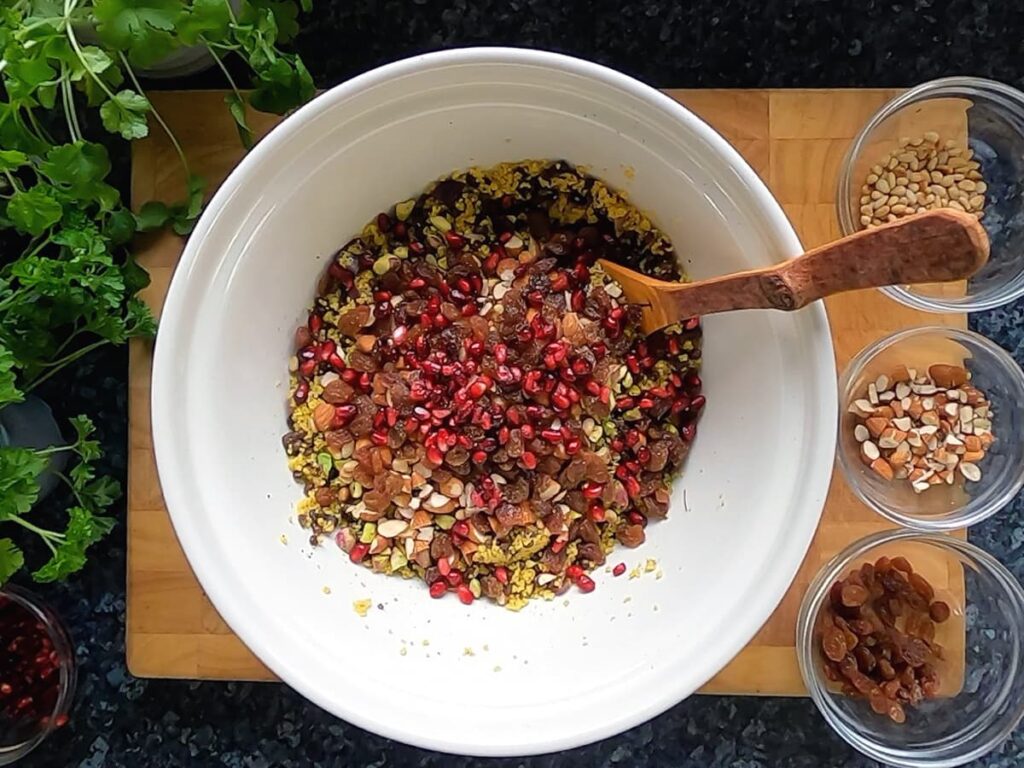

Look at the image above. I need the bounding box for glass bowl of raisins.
[797,529,1024,767]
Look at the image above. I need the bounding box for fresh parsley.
[0,0,313,583]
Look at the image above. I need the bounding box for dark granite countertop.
[18,2,1024,765]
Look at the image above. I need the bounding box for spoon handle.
[664,208,989,318]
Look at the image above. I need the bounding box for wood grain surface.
[128,88,968,694]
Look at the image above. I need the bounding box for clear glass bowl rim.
[0,585,77,764]
[796,528,1024,768]
[836,76,1024,312]
[836,325,1024,531]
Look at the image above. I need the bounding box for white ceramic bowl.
[152,48,837,756]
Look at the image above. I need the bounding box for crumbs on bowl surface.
[282,160,705,609]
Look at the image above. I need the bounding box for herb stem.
[205,41,243,99]
[25,339,109,391]
[117,53,191,177]
[55,471,85,508]
[7,516,62,546]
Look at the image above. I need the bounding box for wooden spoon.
[598,209,989,335]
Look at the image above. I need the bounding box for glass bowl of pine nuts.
[797,529,1024,768]
[837,77,1024,312]
[837,326,1024,531]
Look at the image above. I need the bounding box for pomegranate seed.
[340,368,359,384]
[457,585,474,605]
[581,481,604,499]
[613,563,626,577]
[376,212,392,232]
[684,316,700,330]
[308,313,322,334]
[299,359,317,378]
[682,422,697,442]
[333,404,356,427]
[691,395,706,411]
[293,381,309,403]
[551,394,571,411]
[392,325,408,345]
[551,539,566,553]
[520,423,535,439]
[429,580,448,598]
[566,565,583,581]
[370,430,388,446]
[426,446,444,465]
[550,272,569,291]
[349,543,369,563]
[521,451,537,469]
[446,570,463,587]
[438,558,451,576]
[638,397,655,409]
[329,353,345,370]
[588,503,606,522]
[452,521,470,538]
[445,231,466,249]
[628,510,647,527]
[461,303,477,316]
[409,277,427,289]
[317,339,336,361]
[468,379,489,399]
[565,437,581,454]
[472,449,487,462]
[577,574,596,593]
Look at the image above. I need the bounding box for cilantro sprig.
[0,0,313,583]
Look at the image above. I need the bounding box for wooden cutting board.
[127,89,968,693]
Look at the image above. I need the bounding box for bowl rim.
[151,46,837,755]
[796,528,1024,768]
[835,75,1024,313]
[836,325,1024,531]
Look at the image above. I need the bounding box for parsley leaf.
[93,0,183,67]
[32,506,116,583]
[225,92,254,149]
[39,141,119,211]
[179,0,232,44]
[6,186,63,236]
[99,90,151,140]
[0,345,23,410]
[0,150,28,172]
[0,447,46,522]
[0,539,24,585]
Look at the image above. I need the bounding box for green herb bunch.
[0,0,314,583]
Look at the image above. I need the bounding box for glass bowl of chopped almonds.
[837,326,1024,531]
[797,529,1024,767]
[837,77,1024,312]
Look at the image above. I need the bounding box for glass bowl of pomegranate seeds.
[797,529,1024,768]
[837,326,1024,531]
[0,585,75,764]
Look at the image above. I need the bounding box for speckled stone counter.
[20,2,1024,765]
